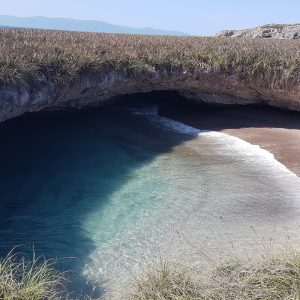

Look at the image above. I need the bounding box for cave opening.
[109,90,300,131]
[1,89,300,132]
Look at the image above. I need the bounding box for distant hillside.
[0,15,187,36]
[216,24,300,39]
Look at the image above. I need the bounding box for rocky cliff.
[1,69,300,123]
[217,24,300,39]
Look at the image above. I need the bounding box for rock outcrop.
[217,24,300,39]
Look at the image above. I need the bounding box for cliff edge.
[0,28,300,122]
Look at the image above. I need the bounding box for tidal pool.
[0,105,300,296]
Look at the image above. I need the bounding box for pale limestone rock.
[216,24,300,39]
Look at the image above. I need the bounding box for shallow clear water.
[0,106,300,296]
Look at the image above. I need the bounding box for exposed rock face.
[217,24,300,39]
[0,69,300,123]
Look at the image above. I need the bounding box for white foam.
[202,131,299,179]
[134,107,299,180]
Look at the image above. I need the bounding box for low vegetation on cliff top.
[0,28,299,88]
[129,248,300,300]
[2,247,300,299]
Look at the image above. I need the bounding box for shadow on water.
[0,97,195,297]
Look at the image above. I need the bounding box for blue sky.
[1,0,300,35]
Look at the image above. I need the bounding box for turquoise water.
[0,106,300,296]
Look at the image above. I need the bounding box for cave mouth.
[108,90,300,131]
[111,90,214,113]
[2,88,300,132]
[112,90,189,107]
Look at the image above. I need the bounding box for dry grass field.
[0,28,299,89]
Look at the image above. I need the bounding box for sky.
[1,0,300,36]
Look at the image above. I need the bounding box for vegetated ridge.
[217,23,300,39]
[0,28,299,122]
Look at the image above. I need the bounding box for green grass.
[0,28,299,89]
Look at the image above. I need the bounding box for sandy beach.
[160,105,300,176]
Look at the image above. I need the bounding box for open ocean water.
[0,105,300,297]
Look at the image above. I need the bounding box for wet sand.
[160,105,300,176]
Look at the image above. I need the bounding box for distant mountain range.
[0,15,188,36]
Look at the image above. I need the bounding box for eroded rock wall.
[0,69,300,122]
